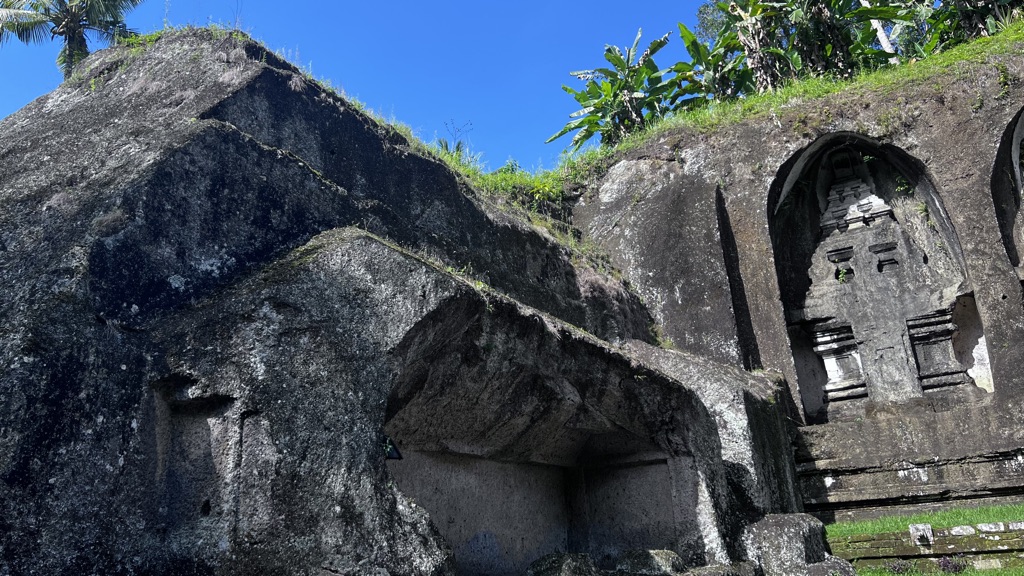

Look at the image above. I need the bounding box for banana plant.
[721,0,794,92]
[788,0,867,76]
[875,0,1024,59]
[547,29,675,150]
[672,21,751,108]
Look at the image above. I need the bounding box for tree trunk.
[858,0,900,64]
[952,0,991,38]
[730,3,786,93]
[799,3,855,77]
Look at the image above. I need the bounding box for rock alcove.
[769,133,992,423]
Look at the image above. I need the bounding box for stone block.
[974,558,1004,570]
[744,514,855,576]
[979,522,1007,533]
[614,549,685,575]
[910,523,934,546]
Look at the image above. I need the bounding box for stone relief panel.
[770,137,993,423]
[151,374,278,553]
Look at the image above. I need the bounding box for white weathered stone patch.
[167,274,187,290]
[897,466,929,483]
[974,558,1003,570]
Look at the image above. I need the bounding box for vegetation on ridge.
[14,7,1024,258]
[550,0,1024,151]
[553,16,1024,190]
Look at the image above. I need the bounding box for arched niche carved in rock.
[991,106,1024,279]
[768,133,993,424]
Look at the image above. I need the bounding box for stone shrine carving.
[778,146,988,422]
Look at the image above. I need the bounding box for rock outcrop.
[0,29,830,576]
[576,48,1024,520]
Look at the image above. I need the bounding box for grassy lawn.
[825,503,1024,574]
[826,503,1024,539]
[857,568,1024,575]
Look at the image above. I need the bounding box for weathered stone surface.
[793,404,1024,520]
[2,226,460,575]
[380,291,752,572]
[0,28,652,346]
[575,51,1024,518]
[614,549,686,575]
[575,160,743,367]
[528,553,601,576]
[744,514,855,576]
[8,19,1020,576]
[682,563,757,576]
[0,28,808,576]
[831,523,1024,570]
[910,524,934,546]
[622,343,799,518]
[979,522,1008,533]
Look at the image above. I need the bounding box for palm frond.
[87,18,133,43]
[0,8,49,45]
[56,42,72,78]
[0,7,46,26]
[84,0,143,23]
[3,0,143,78]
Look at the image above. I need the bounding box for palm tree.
[0,0,144,79]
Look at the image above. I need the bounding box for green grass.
[118,29,166,50]
[428,146,566,209]
[858,567,1024,576]
[826,503,1024,539]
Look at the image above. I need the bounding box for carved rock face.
[775,147,990,423]
[0,28,821,576]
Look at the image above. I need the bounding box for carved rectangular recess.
[827,247,854,263]
[870,242,900,274]
[876,259,899,273]
[907,312,971,390]
[152,374,236,536]
[868,242,898,254]
[812,326,867,402]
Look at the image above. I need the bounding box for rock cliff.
[0,28,829,576]
[576,43,1024,520]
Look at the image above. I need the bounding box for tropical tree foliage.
[695,1,728,44]
[550,0,1024,150]
[672,22,750,108]
[0,0,144,79]
[546,29,674,150]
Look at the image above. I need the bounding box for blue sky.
[1,1,704,171]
